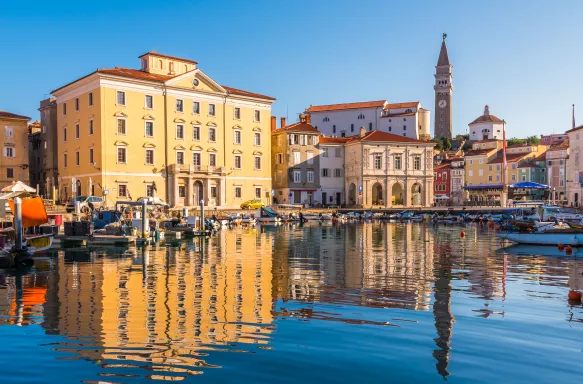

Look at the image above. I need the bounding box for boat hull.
[497,232,583,246]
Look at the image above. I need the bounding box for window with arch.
[323,117,330,122]
[332,125,336,134]
[405,109,412,113]
[158,59,163,69]
[358,113,365,120]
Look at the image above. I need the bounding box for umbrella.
[434,195,450,200]
[1,181,36,193]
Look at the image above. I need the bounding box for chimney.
[360,126,366,137]
[280,117,287,129]
[271,116,276,132]
[300,113,311,124]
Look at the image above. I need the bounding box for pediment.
[232,149,243,154]
[207,121,217,127]
[191,120,202,125]
[190,145,203,151]
[143,142,156,148]
[252,126,262,132]
[174,117,186,123]
[114,111,128,118]
[253,150,263,155]
[114,140,129,146]
[207,147,218,152]
[174,144,186,150]
[165,69,227,94]
[143,114,155,120]
[232,124,243,129]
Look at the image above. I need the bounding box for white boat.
[541,205,583,222]
[497,231,583,246]
[256,207,282,223]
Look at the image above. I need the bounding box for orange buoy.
[568,290,582,301]
[460,231,465,238]
[566,246,573,255]
[558,243,565,251]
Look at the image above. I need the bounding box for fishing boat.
[496,244,583,257]
[496,231,583,246]
[256,207,282,223]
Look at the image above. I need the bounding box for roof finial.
[484,105,490,115]
[573,104,576,130]
[442,33,447,42]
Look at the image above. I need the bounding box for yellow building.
[51,52,275,207]
[0,110,30,188]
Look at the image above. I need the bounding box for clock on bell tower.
[434,33,453,140]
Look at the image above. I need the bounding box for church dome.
[469,105,503,125]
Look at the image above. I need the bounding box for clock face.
[438,99,447,108]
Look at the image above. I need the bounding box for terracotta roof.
[448,156,465,161]
[380,112,416,118]
[222,85,275,101]
[519,163,541,169]
[52,68,275,101]
[0,110,30,121]
[138,52,198,65]
[465,148,497,156]
[473,138,501,144]
[488,153,529,164]
[319,136,350,144]
[549,140,569,151]
[347,130,425,144]
[566,124,583,134]
[305,100,386,113]
[470,113,504,125]
[533,152,547,162]
[272,122,320,134]
[435,163,452,170]
[383,102,419,110]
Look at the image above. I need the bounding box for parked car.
[136,196,169,208]
[66,196,104,213]
[240,199,265,209]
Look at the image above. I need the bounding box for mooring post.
[200,199,205,231]
[141,199,147,239]
[14,197,23,251]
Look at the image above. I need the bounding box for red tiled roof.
[549,140,569,150]
[0,110,30,121]
[380,112,416,118]
[435,163,452,170]
[473,138,501,144]
[319,136,350,144]
[507,143,532,148]
[347,130,425,144]
[52,68,275,101]
[305,100,386,113]
[465,148,497,156]
[272,122,320,134]
[488,153,529,164]
[470,113,504,125]
[383,102,419,110]
[533,152,547,162]
[138,52,198,65]
[222,85,275,101]
[448,156,465,161]
[566,125,583,134]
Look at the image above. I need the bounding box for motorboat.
[497,231,583,246]
[390,211,415,220]
[540,205,583,222]
[496,244,583,257]
[256,207,282,223]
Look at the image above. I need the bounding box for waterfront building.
[317,136,349,206]
[28,98,59,198]
[0,109,30,188]
[468,105,504,142]
[50,52,275,207]
[449,156,465,205]
[305,100,431,140]
[271,114,321,205]
[566,125,583,206]
[545,139,569,202]
[464,140,503,187]
[434,163,451,201]
[434,34,453,140]
[541,133,568,146]
[344,128,434,207]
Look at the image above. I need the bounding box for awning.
[434,195,450,199]
[464,184,503,190]
[509,181,550,189]
[1,181,36,193]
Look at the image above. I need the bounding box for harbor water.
[0,222,582,383]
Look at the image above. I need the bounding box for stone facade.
[28,98,58,198]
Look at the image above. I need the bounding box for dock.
[53,234,137,246]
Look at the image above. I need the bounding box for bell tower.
[434,33,453,140]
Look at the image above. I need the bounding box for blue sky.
[1,0,582,138]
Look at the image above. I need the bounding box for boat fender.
[566,246,573,255]
[558,243,565,251]
[568,290,582,301]
[460,231,465,238]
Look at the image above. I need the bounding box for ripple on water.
[0,222,581,383]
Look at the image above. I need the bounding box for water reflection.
[0,223,582,383]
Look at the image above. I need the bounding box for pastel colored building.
[566,125,583,206]
[545,140,569,202]
[434,163,451,199]
[344,128,434,207]
[317,136,349,206]
[50,52,275,207]
[468,105,504,142]
[0,110,30,188]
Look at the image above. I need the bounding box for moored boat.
[496,231,583,246]
[256,207,282,223]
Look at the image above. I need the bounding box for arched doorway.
[392,183,403,206]
[348,183,356,206]
[193,180,203,205]
[411,183,422,206]
[372,183,383,205]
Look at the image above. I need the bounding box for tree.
[507,137,525,146]
[441,137,452,151]
[454,134,469,141]
[525,135,540,145]
[434,139,443,151]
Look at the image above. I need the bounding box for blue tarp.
[509,181,550,189]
